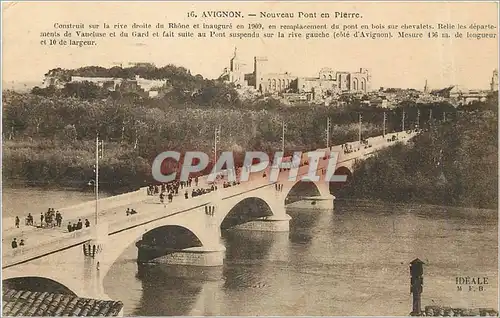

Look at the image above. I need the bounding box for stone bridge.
[2,131,417,307]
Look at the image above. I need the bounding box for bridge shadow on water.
[287,207,327,246]
[133,265,205,316]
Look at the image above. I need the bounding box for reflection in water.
[288,207,328,245]
[222,230,289,290]
[134,266,204,316]
[103,200,497,316]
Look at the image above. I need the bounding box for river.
[2,188,498,315]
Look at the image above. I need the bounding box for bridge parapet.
[3,227,93,268]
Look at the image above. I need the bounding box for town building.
[222,49,372,97]
[70,75,166,95]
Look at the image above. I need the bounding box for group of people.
[15,208,64,229]
[190,186,215,198]
[343,143,358,154]
[222,181,240,189]
[11,238,25,249]
[39,208,64,228]
[126,208,138,216]
[147,177,200,197]
[387,135,399,142]
[151,176,224,205]
[67,219,90,233]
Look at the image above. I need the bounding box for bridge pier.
[82,222,111,301]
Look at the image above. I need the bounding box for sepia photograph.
[1,1,499,316]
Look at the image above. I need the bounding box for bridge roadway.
[2,131,416,269]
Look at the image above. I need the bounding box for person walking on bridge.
[26,213,33,226]
[55,211,62,227]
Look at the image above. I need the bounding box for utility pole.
[281,121,287,154]
[402,109,406,132]
[358,113,362,144]
[325,117,331,148]
[94,134,103,226]
[383,112,386,137]
[214,125,221,166]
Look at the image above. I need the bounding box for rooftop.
[2,289,123,316]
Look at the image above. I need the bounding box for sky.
[2,1,498,90]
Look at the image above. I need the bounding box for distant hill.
[2,80,42,92]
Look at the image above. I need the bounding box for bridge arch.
[284,180,323,204]
[135,225,206,264]
[139,225,204,250]
[220,197,274,230]
[329,166,353,194]
[3,276,77,295]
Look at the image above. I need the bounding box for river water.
[2,188,498,315]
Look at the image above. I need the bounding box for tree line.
[338,109,498,209]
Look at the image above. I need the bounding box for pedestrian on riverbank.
[19,239,25,247]
[67,222,73,233]
[77,219,83,230]
[185,191,189,199]
[11,238,18,249]
[40,213,44,227]
[85,219,90,228]
[15,216,20,228]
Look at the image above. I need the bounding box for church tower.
[230,47,240,72]
[491,69,498,92]
[424,79,429,94]
[229,47,243,86]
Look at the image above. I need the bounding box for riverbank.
[337,111,498,210]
